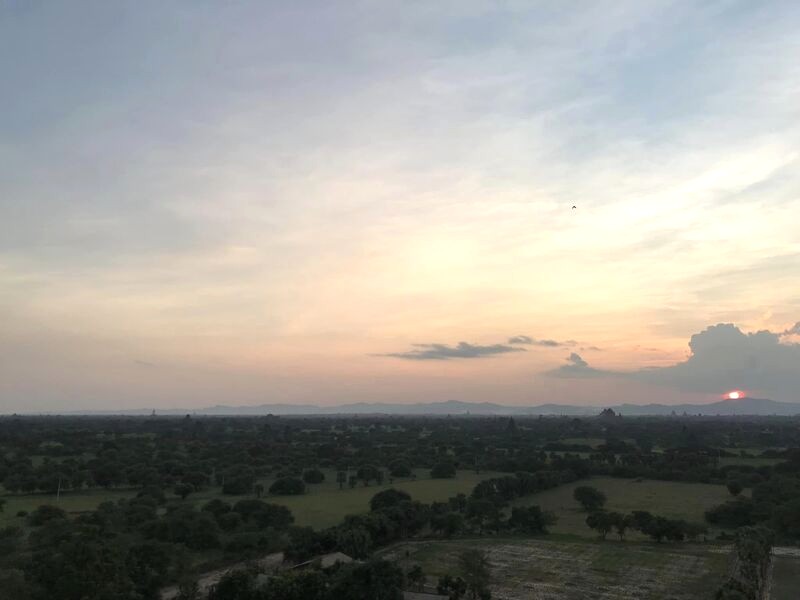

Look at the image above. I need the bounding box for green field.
[190,469,499,529]
[0,469,498,531]
[512,477,738,538]
[379,537,730,599]
[0,488,137,527]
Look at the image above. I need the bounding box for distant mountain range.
[45,396,800,417]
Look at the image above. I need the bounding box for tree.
[182,471,209,490]
[348,475,358,489]
[508,506,555,534]
[27,534,139,600]
[222,469,256,495]
[335,526,372,559]
[639,516,686,543]
[28,504,67,526]
[684,522,709,542]
[303,468,325,484]
[260,570,328,600]
[328,559,404,600]
[458,549,492,600]
[389,461,412,478]
[207,569,254,600]
[449,493,468,513]
[445,512,465,537]
[466,499,500,534]
[370,488,412,512]
[430,462,456,479]
[438,575,467,599]
[337,471,347,490]
[727,480,743,497]
[407,565,425,591]
[585,511,617,540]
[285,526,329,563]
[613,513,632,540]
[269,477,306,496]
[705,498,756,528]
[201,499,231,519]
[772,499,800,539]
[0,526,24,557]
[254,483,265,498]
[357,464,379,487]
[174,483,193,500]
[0,569,30,600]
[232,499,294,529]
[573,486,606,512]
[629,510,654,532]
[176,579,200,600]
[0,499,6,514]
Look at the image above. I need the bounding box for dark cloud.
[547,323,800,401]
[546,352,610,378]
[379,341,526,361]
[508,335,574,347]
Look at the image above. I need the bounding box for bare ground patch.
[381,538,729,600]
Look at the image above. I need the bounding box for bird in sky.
[572,205,577,209]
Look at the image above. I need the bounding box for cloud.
[379,341,526,361]
[781,322,800,336]
[547,323,800,401]
[508,335,574,347]
[546,352,610,378]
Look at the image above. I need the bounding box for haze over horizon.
[2,1,800,412]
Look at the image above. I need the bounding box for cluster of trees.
[207,559,405,600]
[585,509,708,543]
[436,549,492,600]
[572,484,708,542]
[473,470,578,505]
[704,452,800,541]
[204,548,494,600]
[5,490,302,600]
[2,414,797,500]
[0,414,799,599]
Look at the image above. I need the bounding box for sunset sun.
[726,391,742,400]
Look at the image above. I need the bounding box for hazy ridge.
[29,397,800,416]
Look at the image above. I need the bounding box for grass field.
[0,488,137,527]
[512,477,738,538]
[380,537,730,599]
[190,468,499,529]
[0,469,499,531]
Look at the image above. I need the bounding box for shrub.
[369,488,412,512]
[302,469,325,484]
[269,477,306,496]
[28,505,67,526]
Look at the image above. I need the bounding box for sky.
[1,1,799,412]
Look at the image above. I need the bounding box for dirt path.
[160,552,284,599]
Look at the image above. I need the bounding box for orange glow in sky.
[726,391,743,400]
